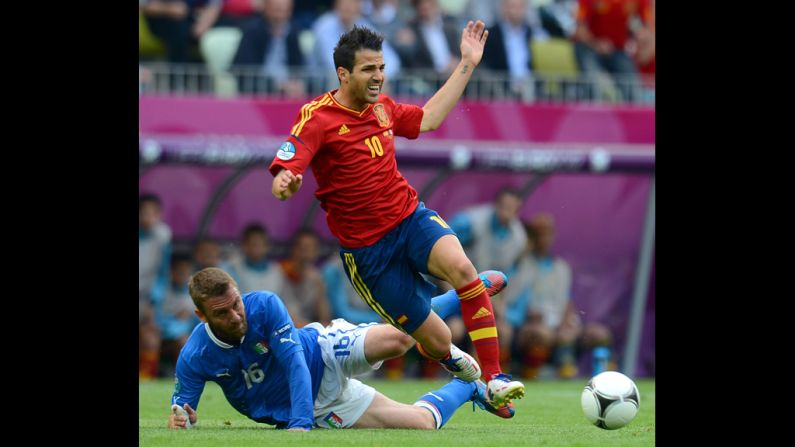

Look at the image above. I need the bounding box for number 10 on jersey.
[364,136,384,158]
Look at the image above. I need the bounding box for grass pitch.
[140,377,655,446]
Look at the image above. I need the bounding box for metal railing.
[139,63,655,105]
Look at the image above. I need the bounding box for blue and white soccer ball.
[581,371,640,430]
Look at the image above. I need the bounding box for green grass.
[140,377,655,446]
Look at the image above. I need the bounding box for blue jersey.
[170,291,325,429]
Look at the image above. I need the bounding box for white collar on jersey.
[204,323,245,349]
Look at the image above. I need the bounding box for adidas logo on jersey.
[338,124,350,135]
[471,307,492,319]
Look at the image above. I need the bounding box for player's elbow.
[421,122,438,132]
[420,110,440,132]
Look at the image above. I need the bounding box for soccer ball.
[580,371,640,430]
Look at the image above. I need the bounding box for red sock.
[457,277,501,380]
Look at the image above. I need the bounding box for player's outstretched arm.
[420,20,489,132]
[168,403,198,429]
[271,168,303,201]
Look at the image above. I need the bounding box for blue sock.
[413,378,476,429]
[430,289,460,320]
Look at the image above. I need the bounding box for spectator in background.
[224,223,285,294]
[362,0,406,43]
[139,193,172,379]
[311,0,402,89]
[194,238,223,270]
[537,0,578,39]
[572,0,651,102]
[506,214,612,379]
[449,187,527,275]
[142,0,224,63]
[278,229,332,327]
[232,0,307,97]
[482,0,545,98]
[466,0,548,32]
[157,253,201,377]
[393,0,462,77]
[139,194,172,312]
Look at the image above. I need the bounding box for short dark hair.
[188,267,238,312]
[495,186,522,201]
[333,25,384,79]
[170,252,193,270]
[242,223,267,241]
[139,193,162,211]
[290,227,318,247]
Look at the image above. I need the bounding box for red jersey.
[269,91,424,248]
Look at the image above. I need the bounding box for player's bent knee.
[422,332,452,356]
[449,259,478,285]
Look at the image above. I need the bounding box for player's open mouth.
[368,84,380,93]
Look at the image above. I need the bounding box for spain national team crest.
[324,411,343,429]
[373,104,390,128]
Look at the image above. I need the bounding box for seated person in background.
[393,0,462,78]
[157,253,202,377]
[278,229,331,327]
[232,0,307,96]
[225,223,285,294]
[501,214,612,379]
[139,193,172,379]
[311,0,402,89]
[142,0,224,62]
[572,0,652,101]
[193,238,223,271]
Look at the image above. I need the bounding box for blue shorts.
[339,202,456,334]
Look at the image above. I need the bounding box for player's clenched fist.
[271,168,303,201]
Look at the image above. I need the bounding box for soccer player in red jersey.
[270,22,524,410]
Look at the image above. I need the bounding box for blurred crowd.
[139,189,615,381]
[139,0,655,102]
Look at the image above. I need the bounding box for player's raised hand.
[460,20,489,67]
[272,169,304,201]
[168,403,198,429]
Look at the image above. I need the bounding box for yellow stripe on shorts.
[343,253,401,329]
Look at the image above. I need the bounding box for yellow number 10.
[364,136,384,158]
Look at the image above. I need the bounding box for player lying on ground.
[168,267,512,431]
